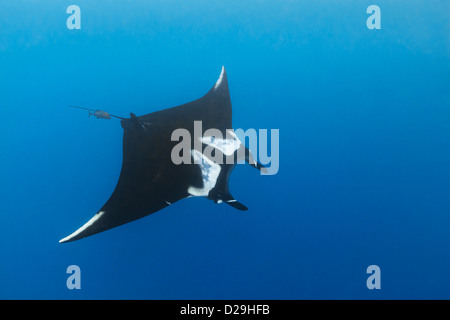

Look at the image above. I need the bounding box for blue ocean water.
[0,0,449,299]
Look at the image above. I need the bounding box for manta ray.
[60,67,265,243]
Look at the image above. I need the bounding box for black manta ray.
[60,67,265,243]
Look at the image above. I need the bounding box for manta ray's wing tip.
[59,237,69,244]
[214,66,227,91]
[59,211,106,243]
[59,233,74,243]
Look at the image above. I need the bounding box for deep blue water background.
[0,0,449,299]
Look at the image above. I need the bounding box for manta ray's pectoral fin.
[59,210,107,243]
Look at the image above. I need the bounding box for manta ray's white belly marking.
[188,149,221,197]
[187,133,242,197]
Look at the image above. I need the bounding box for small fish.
[69,105,125,120]
[89,110,111,119]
